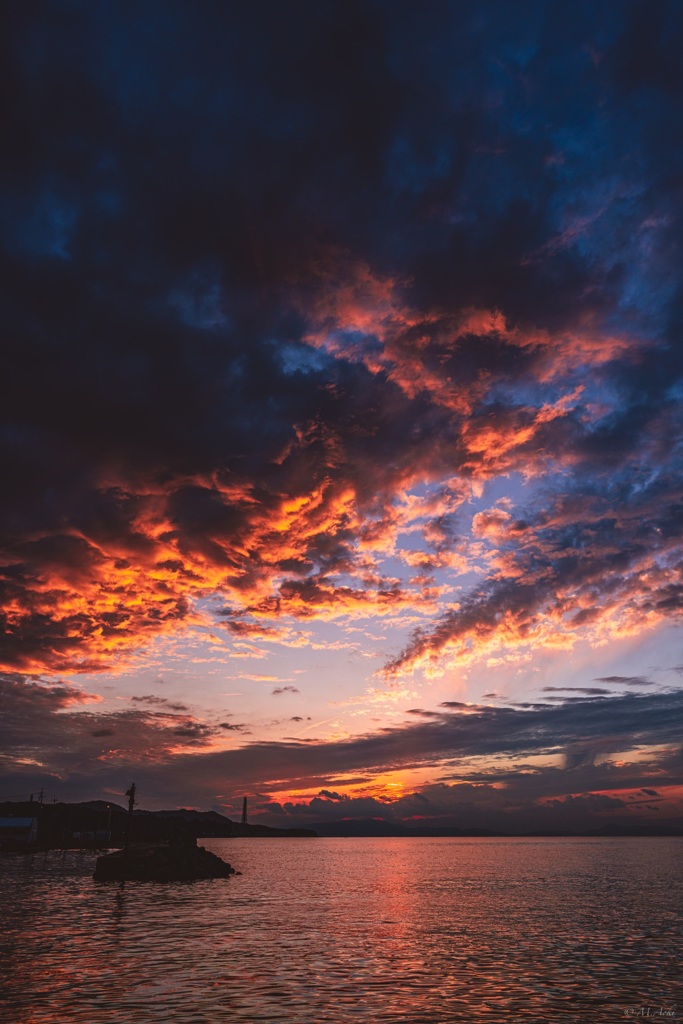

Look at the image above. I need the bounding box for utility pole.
[241,796,247,825]
[124,783,136,850]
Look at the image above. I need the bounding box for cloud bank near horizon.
[1,671,681,829]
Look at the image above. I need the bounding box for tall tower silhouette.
[241,796,247,825]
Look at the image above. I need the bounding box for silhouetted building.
[0,817,38,846]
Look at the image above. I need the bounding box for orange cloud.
[0,256,660,679]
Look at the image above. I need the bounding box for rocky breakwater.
[93,837,236,882]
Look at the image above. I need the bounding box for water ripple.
[0,838,681,1023]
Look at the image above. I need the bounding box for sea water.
[1,837,681,1023]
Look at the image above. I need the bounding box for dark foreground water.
[1,837,681,1023]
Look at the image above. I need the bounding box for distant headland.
[2,798,681,852]
[0,797,316,851]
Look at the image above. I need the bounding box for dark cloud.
[272,686,300,696]
[594,676,654,686]
[131,695,190,712]
[0,673,236,785]
[0,1,681,679]
[542,687,612,696]
[171,723,213,740]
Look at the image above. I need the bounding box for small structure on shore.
[0,817,38,848]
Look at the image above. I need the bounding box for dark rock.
[93,838,236,882]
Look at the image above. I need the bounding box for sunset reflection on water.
[1,838,681,1023]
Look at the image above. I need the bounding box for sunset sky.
[2,1,683,831]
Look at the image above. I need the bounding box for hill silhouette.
[0,800,316,847]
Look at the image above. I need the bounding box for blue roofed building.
[0,817,39,847]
